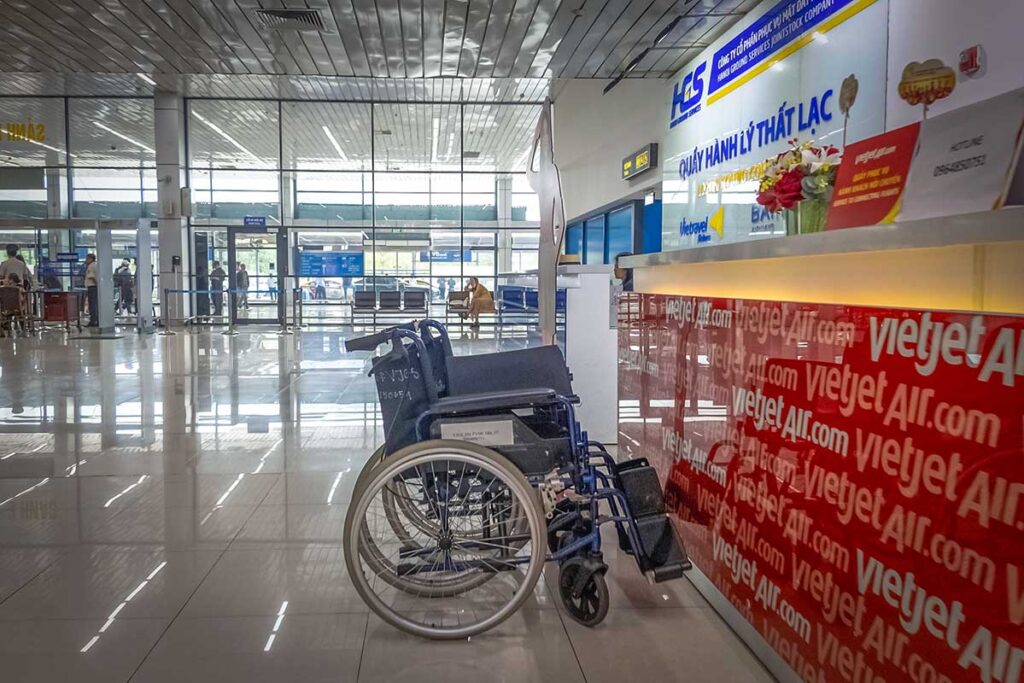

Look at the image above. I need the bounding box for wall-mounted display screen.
[297,250,364,277]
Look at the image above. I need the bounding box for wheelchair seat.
[429,388,558,415]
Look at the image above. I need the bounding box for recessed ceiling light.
[94,122,155,154]
[137,73,156,86]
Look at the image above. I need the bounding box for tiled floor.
[0,327,774,682]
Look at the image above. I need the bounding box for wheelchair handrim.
[344,440,546,639]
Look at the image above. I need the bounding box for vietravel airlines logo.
[679,207,725,243]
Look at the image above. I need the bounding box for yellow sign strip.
[706,0,879,106]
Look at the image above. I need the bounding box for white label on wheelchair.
[439,419,514,446]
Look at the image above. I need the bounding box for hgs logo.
[670,62,707,128]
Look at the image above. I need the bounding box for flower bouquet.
[755,139,840,235]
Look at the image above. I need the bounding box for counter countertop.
[621,206,1024,269]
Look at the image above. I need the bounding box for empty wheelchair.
[343,320,690,639]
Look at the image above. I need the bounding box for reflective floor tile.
[358,609,585,683]
[182,546,367,617]
[0,546,221,620]
[0,547,64,602]
[131,613,367,683]
[85,502,256,549]
[563,607,774,682]
[229,504,348,547]
[0,617,168,683]
[261,470,360,506]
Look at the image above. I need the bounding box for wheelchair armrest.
[428,388,560,415]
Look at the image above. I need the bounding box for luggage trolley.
[343,319,691,639]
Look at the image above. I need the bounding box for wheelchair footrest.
[635,515,692,581]
[614,458,691,581]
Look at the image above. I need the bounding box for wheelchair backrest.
[445,346,574,398]
[418,320,453,395]
[370,331,439,454]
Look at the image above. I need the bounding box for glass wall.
[186,99,541,302]
[0,95,542,310]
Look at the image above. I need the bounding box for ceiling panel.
[0,0,757,92]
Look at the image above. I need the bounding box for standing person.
[437,278,447,302]
[0,244,32,289]
[236,263,250,309]
[114,259,133,314]
[84,253,99,327]
[209,260,226,317]
[464,276,494,330]
[268,266,277,302]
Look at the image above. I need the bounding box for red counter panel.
[617,293,1023,683]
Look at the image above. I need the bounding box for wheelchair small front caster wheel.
[558,558,609,627]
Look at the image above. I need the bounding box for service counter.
[616,209,1024,683]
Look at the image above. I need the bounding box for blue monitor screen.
[298,251,364,277]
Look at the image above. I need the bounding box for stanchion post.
[222,288,239,336]
[157,288,177,336]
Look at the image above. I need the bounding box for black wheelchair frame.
[345,319,691,633]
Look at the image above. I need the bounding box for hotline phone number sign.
[617,293,1024,683]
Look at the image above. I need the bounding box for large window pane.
[373,103,460,172]
[189,100,279,170]
[190,169,280,224]
[0,98,67,167]
[70,99,154,167]
[282,101,370,171]
[463,104,540,172]
[72,168,154,219]
[372,172,461,226]
[293,171,371,225]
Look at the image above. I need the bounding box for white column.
[154,92,190,324]
[135,220,155,332]
[95,229,115,331]
[496,175,513,273]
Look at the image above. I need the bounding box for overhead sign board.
[419,249,472,263]
[622,144,659,180]
[242,215,267,229]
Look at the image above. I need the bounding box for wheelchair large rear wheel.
[344,439,546,639]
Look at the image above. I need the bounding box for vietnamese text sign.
[662,0,888,251]
[898,88,1024,222]
[709,0,876,101]
[618,293,1024,683]
[243,215,267,229]
[826,123,920,229]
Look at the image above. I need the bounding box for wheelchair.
[343,320,691,639]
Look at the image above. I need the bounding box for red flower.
[756,188,780,213]
[775,167,805,209]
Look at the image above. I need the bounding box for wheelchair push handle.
[344,321,419,352]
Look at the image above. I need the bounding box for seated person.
[463,276,495,329]
[0,273,26,335]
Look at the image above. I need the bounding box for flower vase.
[785,198,828,235]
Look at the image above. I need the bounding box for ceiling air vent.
[254,9,326,31]
[462,151,481,159]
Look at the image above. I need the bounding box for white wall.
[887,0,1024,128]
[552,79,666,220]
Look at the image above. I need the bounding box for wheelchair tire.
[558,559,609,627]
[353,447,496,598]
[344,439,547,639]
